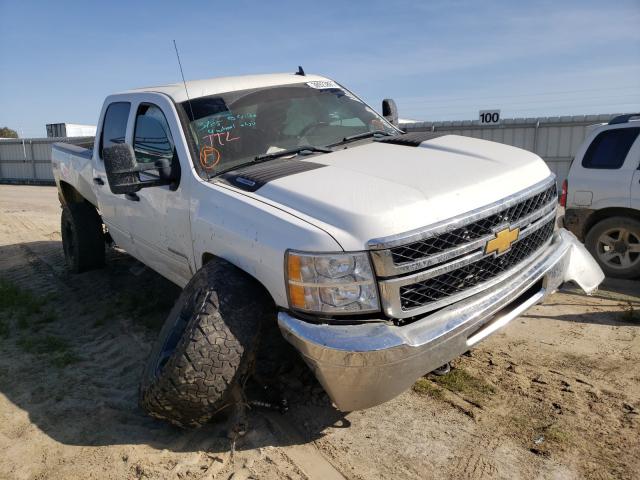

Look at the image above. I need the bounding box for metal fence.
[0,137,93,184]
[401,113,622,185]
[0,113,622,186]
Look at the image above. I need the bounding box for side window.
[133,104,175,164]
[582,127,640,169]
[100,102,130,158]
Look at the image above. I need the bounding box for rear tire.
[585,216,640,279]
[61,202,105,273]
[139,259,274,428]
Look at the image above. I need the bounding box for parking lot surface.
[0,185,638,480]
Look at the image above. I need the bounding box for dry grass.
[430,367,496,404]
[0,278,46,315]
[412,378,444,399]
[1,279,78,367]
[17,335,80,368]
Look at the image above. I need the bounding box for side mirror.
[103,143,172,195]
[382,98,399,127]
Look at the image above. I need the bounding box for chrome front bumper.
[278,229,604,411]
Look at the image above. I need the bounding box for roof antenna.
[295,65,305,76]
[173,40,195,120]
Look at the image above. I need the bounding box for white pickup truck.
[52,71,603,428]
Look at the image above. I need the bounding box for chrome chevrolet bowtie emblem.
[485,226,520,255]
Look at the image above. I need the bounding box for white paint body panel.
[632,169,640,211]
[123,73,329,104]
[190,181,341,306]
[244,136,550,251]
[51,144,97,206]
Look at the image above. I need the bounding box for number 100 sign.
[479,110,501,125]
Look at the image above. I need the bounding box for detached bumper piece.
[278,229,603,411]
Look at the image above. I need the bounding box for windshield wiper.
[212,145,333,179]
[254,145,333,162]
[327,130,394,147]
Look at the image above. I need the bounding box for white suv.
[562,113,640,278]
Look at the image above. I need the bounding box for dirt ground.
[0,184,638,480]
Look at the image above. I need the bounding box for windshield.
[180,81,398,176]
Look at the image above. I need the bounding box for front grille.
[399,219,555,310]
[390,184,556,265]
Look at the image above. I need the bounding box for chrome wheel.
[596,227,640,270]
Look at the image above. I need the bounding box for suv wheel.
[139,259,274,428]
[585,216,640,279]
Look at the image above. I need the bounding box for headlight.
[285,251,380,315]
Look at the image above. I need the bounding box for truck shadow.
[0,240,347,453]
[560,277,640,302]
[523,279,640,326]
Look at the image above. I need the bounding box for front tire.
[139,259,274,428]
[61,202,105,273]
[585,216,640,279]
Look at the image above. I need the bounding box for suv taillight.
[559,179,568,207]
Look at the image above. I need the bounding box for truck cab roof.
[122,72,332,103]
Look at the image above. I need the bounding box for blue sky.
[1,0,639,137]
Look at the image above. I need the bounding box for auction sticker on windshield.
[306,80,341,90]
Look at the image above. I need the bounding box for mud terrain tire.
[139,259,274,428]
[61,202,105,273]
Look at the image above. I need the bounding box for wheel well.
[201,252,216,267]
[584,207,640,236]
[58,181,107,241]
[200,252,276,307]
[59,181,86,206]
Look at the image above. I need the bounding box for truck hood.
[239,135,552,251]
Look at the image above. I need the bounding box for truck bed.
[51,140,98,207]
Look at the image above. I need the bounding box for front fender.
[190,181,343,308]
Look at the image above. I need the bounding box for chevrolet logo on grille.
[485,226,520,255]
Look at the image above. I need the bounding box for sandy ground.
[0,184,638,480]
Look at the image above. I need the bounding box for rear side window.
[133,104,175,164]
[582,127,640,169]
[100,102,130,158]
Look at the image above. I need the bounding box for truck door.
[92,101,138,254]
[125,100,194,286]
